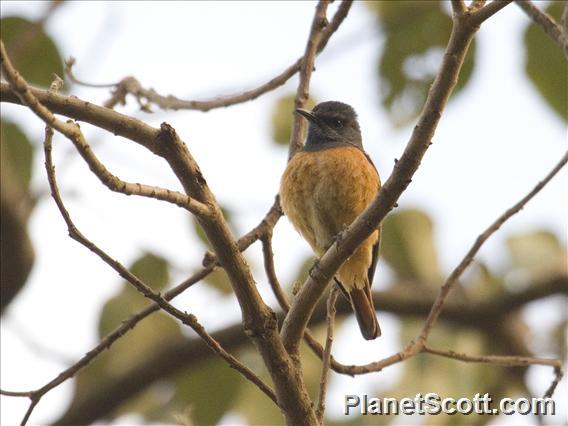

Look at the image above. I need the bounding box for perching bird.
[280,101,381,340]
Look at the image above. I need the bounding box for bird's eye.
[334,119,343,128]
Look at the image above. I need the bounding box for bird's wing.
[367,227,381,287]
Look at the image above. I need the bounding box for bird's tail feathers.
[349,286,381,340]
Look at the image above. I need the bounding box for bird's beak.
[295,108,318,124]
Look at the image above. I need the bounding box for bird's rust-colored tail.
[349,286,381,340]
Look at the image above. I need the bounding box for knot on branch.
[202,251,216,267]
[243,308,278,339]
[157,122,177,147]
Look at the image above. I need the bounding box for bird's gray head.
[296,101,363,152]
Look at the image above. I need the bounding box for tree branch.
[281,0,491,355]
[130,4,335,424]
[3,36,311,425]
[44,125,275,418]
[451,0,467,14]
[48,275,566,424]
[315,287,338,424]
[418,151,568,342]
[1,43,211,217]
[471,1,513,25]
[0,83,160,153]
[423,346,564,398]
[1,198,283,425]
[63,1,352,112]
[260,233,359,375]
[515,0,568,54]
[287,0,329,157]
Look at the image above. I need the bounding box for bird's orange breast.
[280,146,380,258]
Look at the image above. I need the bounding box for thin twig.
[470,0,487,10]
[285,150,568,378]
[471,1,513,25]
[418,151,568,342]
[316,286,339,424]
[260,233,356,375]
[43,275,568,422]
[0,41,211,217]
[281,0,492,355]
[423,346,564,398]
[1,42,278,423]
[288,0,330,158]
[65,1,352,112]
[261,231,291,311]
[44,126,277,405]
[451,0,467,14]
[0,390,33,397]
[515,0,568,54]
[65,57,120,88]
[1,199,282,424]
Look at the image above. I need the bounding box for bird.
[280,101,381,340]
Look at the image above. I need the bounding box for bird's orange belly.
[280,146,380,258]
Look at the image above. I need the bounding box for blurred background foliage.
[1,1,566,425]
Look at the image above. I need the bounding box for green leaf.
[381,208,441,285]
[270,94,317,146]
[506,229,564,279]
[368,1,475,127]
[98,252,170,338]
[202,267,233,294]
[0,16,64,88]
[171,357,242,426]
[64,252,181,422]
[232,335,326,425]
[0,119,35,312]
[129,252,169,291]
[0,120,34,189]
[524,2,567,121]
[466,262,506,301]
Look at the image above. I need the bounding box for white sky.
[1,1,566,425]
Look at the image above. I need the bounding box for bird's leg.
[292,280,303,295]
[331,224,350,247]
[308,257,321,278]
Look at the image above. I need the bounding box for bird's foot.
[308,258,321,278]
[332,224,350,247]
[292,280,302,295]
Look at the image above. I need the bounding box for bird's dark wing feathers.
[367,228,381,287]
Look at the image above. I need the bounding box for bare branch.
[470,0,488,10]
[423,346,564,398]
[261,232,291,311]
[0,390,33,397]
[44,126,277,412]
[1,41,212,217]
[281,0,482,355]
[65,56,120,88]
[515,0,568,54]
[423,345,562,369]
[260,233,359,375]
[316,286,338,424]
[451,0,467,14]
[1,81,161,154]
[2,199,283,424]
[288,0,330,157]
[65,1,352,112]
[418,151,568,342]
[471,1,513,25]
[50,275,567,423]
[2,39,281,421]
